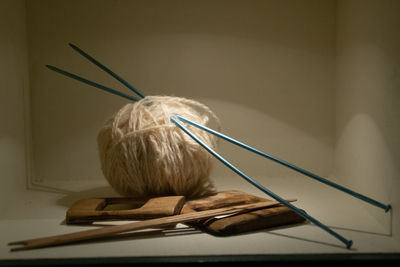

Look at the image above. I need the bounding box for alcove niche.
[1,0,399,263]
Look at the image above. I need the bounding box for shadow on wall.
[335,113,397,200]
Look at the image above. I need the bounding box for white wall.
[1,0,399,253]
[26,0,336,188]
[0,0,30,216]
[335,0,400,241]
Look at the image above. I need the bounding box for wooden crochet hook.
[9,199,295,251]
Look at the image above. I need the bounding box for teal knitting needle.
[46,65,139,102]
[171,115,353,249]
[174,114,391,212]
[69,43,145,99]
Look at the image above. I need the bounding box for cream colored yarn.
[97,96,220,199]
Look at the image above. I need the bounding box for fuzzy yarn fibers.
[97,96,220,199]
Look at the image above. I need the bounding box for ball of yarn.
[97,96,220,199]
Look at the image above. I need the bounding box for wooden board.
[66,196,185,224]
[65,190,306,236]
[184,190,306,236]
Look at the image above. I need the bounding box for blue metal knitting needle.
[175,114,391,212]
[171,115,353,249]
[46,65,139,102]
[69,43,145,99]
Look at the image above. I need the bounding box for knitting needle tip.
[385,205,392,212]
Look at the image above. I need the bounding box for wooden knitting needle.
[9,199,295,251]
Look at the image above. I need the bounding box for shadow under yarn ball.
[97,96,220,199]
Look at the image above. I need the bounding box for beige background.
[27,0,336,182]
[1,0,399,257]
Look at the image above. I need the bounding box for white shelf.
[1,175,397,260]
